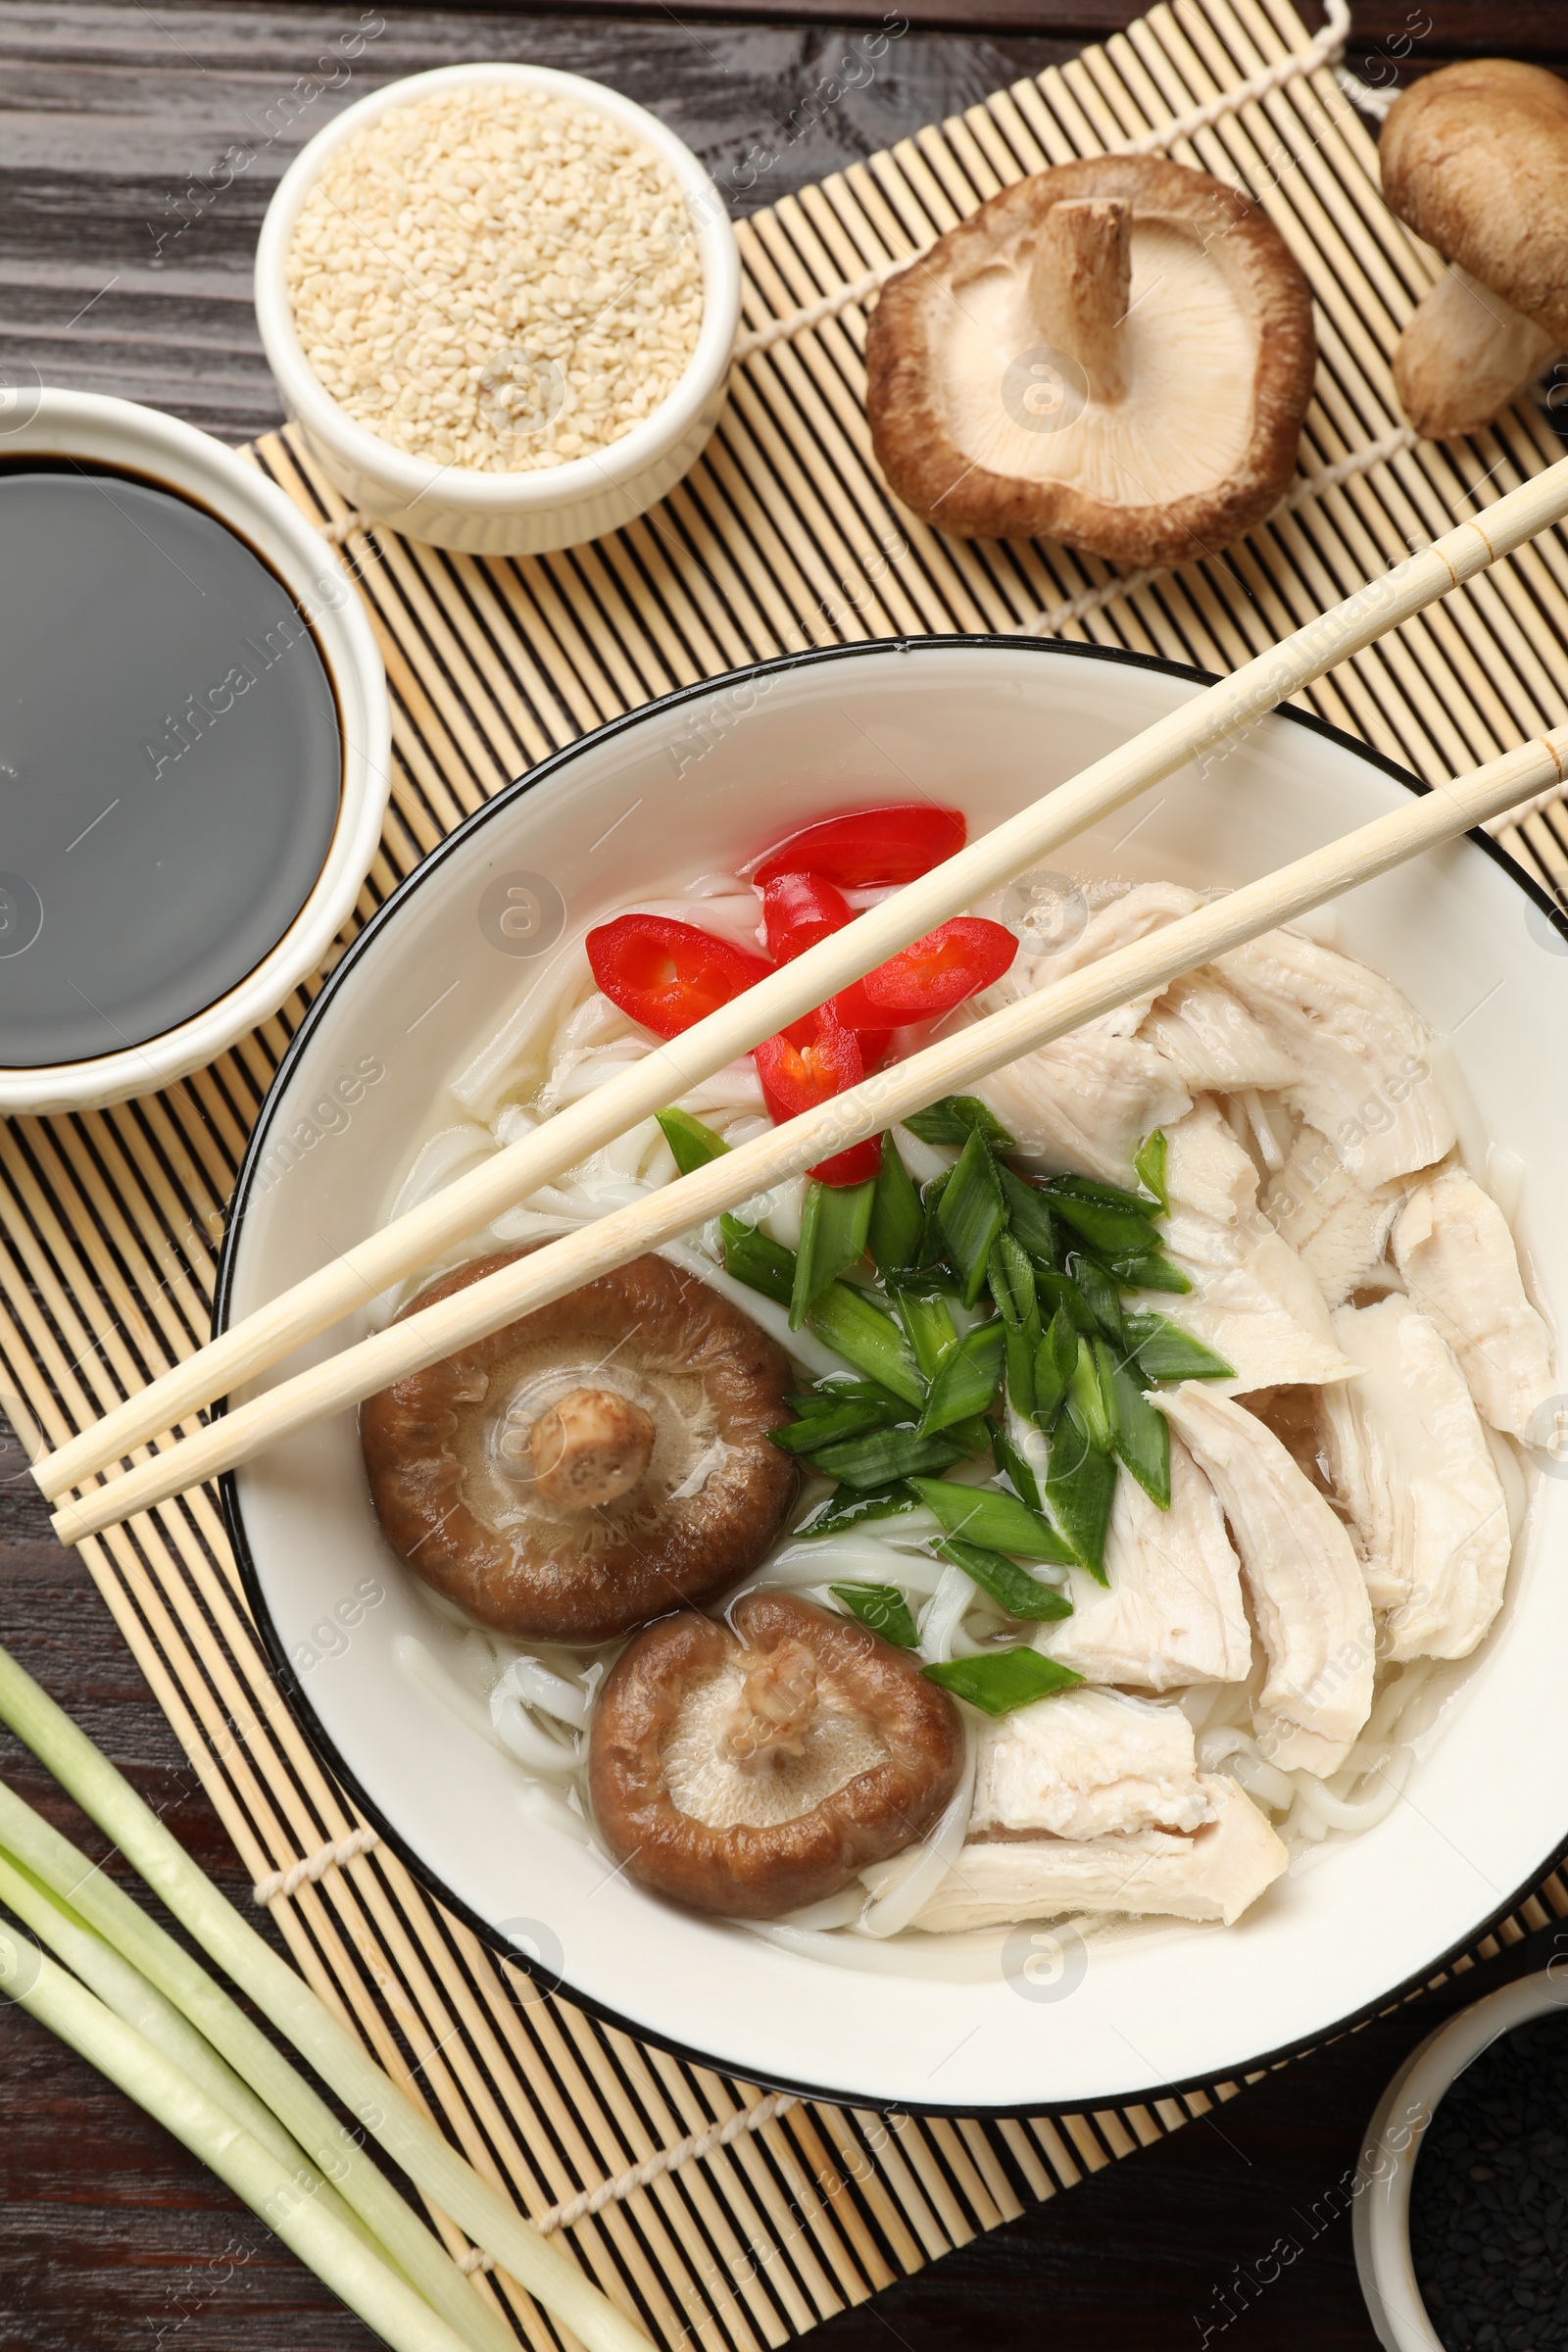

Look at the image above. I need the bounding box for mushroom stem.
[1394,264,1557,440]
[1029,196,1131,404]
[724,1641,820,1771]
[528,1387,657,1511]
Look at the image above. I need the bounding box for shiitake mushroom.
[588,1592,966,1919]
[361,1250,798,1642]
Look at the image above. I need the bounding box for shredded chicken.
[1042,1433,1252,1690]
[910,1775,1288,1931]
[1262,1125,1407,1310]
[970,1685,1211,1840]
[1157,1382,1375,1775]
[1134,1101,1360,1393]
[1216,927,1454,1186]
[1322,1296,1511,1662]
[1392,1166,1556,1439]
[1139,970,1298,1093]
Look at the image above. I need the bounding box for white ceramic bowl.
[254,62,741,554]
[0,389,388,1115]
[219,639,1568,2111]
[1354,1965,1568,2348]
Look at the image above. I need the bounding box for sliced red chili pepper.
[752,803,966,889]
[754,1004,882,1187]
[586,913,772,1041]
[832,916,1018,1029]
[760,871,855,964]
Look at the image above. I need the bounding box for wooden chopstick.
[50,723,1568,1546]
[34,456,1568,1506]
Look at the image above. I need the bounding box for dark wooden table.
[1,2,1565,2345]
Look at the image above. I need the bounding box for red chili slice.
[754,1005,882,1188]
[833,916,1018,1029]
[587,914,772,1041]
[760,871,855,964]
[752,803,965,889]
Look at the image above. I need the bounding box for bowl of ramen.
[0,389,389,1112]
[219,637,1568,2112]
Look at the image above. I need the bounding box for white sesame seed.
[284,84,705,474]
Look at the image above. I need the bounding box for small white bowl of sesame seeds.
[255,63,740,555]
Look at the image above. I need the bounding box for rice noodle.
[1291,1745,1414,1833]
[855,1722,978,1940]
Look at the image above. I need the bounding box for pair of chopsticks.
[38,457,1568,1545]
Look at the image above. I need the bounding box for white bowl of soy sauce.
[0,388,389,1112]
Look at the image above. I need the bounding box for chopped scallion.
[790,1176,875,1330]
[1067,1250,1126,1346]
[902,1096,1014,1150]
[907,1476,1076,1564]
[990,1422,1044,1515]
[1035,1267,1097,1335]
[828,1583,920,1648]
[1045,1419,1117,1582]
[809,1426,965,1488]
[1033,1308,1078,1429]
[1004,1310,1040,1420]
[890,1284,959,1383]
[1134,1128,1168,1210]
[921,1649,1084,1716]
[769,1398,904,1456]
[867,1137,924,1276]
[918,1321,1005,1437]
[1121,1312,1235,1381]
[807,1280,926,1407]
[1113,1250,1193,1295]
[1098,1338,1171,1508]
[1066,1336,1113,1452]
[987,1231,1036,1329]
[938,1129,1006,1307]
[996,1165,1059,1266]
[656,1106,731,1175]
[1050,1189,1162,1260]
[795,1481,921,1537]
[719,1213,796,1308]
[932,1536,1073,1623]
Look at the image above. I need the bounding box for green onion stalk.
[0,1923,483,2352]
[0,1642,651,2352]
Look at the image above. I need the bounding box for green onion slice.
[807,1280,926,1408]
[1033,1307,1078,1429]
[1098,1338,1171,1508]
[1113,1250,1193,1295]
[890,1284,959,1383]
[1067,1250,1126,1345]
[907,1475,1075,1564]
[794,1481,922,1537]
[1121,1311,1235,1381]
[937,1128,1006,1307]
[656,1106,731,1174]
[922,1649,1084,1716]
[868,1137,924,1277]
[719,1214,797,1308]
[990,1421,1044,1514]
[996,1164,1059,1266]
[1134,1128,1168,1210]
[918,1321,1005,1438]
[902,1096,1014,1150]
[1046,1418,1117,1582]
[809,1426,966,1489]
[770,1398,905,1456]
[790,1175,875,1330]
[1035,1267,1097,1335]
[932,1536,1073,1623]
[828,1583,921,1648]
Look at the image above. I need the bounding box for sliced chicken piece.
[1157,1382,1374,1775]
[1322,1295,1511,1661]
[910,1776,1288,1931]
[1392,1166,1555,1439]
[967,1008,1190,1189]
[1263,1125,1407,1309]
[1134,1101,1360,1394]
[1042,1434,1252,1690]
[968,884,1196,1187]
[971,1686,1211,1840]
[1139,971,1298,1093]
[1216,927,1454,1186]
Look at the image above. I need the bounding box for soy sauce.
[0,465,341,1067]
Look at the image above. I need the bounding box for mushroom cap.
[588,1592,966,1919]
[864,155,1316,565]
[361,1251,798,1642]
[1381,60,1568,343]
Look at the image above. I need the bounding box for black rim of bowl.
[217,632,1568,2117]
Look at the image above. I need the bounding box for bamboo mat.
[10,1,1568,2343]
